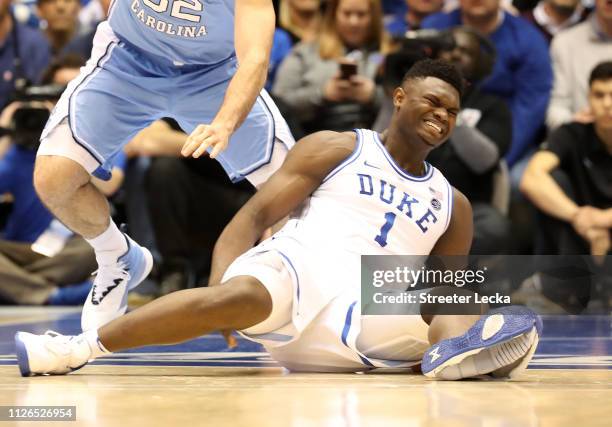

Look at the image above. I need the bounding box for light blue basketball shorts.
[39,22,294,185]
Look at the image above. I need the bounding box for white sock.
[86,221,128,266]
[82,329,112,360]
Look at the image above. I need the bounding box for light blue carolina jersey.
[108,0,235,65]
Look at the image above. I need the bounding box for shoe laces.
[90,261,131,302]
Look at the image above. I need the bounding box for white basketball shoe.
[15,331,92,377]
[81,234,153,331]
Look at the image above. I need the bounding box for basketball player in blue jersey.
[32,0,295,332]
[16,60,541,380]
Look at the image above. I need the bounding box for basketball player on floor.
[16,60,541,380]
[33,0,294,332]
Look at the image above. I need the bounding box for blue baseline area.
[0,311,610,370]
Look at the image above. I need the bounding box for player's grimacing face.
[393,77,460,147]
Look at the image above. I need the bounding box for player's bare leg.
[34,154,154,331]
[99,277,272,351]
[15,276,273,376]
[420,286,487,345]
[426,314,482,345]
[34,156,109,239]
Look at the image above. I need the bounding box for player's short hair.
[401,59,465,97]
[589,61,612,86]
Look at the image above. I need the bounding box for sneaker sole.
[422,308,539,378]
[14,332,32,377]
[424,328,538,380]
[499,328,539,379]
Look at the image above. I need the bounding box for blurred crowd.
[0,0,610,310]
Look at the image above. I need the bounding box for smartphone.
[339,62,358,80]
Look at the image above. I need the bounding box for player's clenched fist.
[182,123,231,159]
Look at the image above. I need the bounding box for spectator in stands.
[546,0,612,131]
[266,0,324,91]
[63,0,110,59]
[430,27,513,254]
[386,0,444,36]
[273,0,387,134]
[278,0,322,44]
[421,0,553,173]
[520,61,611,313]
[0,0,51,109]
[37,0,81,55]
[521,0,591,44]
[521,61,612,256]
[0,54,125,305]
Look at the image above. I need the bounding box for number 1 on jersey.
[375,212,396,247]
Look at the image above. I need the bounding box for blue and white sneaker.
[421,306,542,380]
[81,235,153,332]
[15,331,90,377]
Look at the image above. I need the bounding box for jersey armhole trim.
[322,129,364,184]
[443,180,454,232]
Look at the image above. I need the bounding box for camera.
[382,29,455,90]
[1,84,65,150]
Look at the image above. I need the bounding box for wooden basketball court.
[1,308,610,426]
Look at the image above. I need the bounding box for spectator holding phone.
[272,0,388,133]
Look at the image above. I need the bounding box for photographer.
[0,0,51,109]
[0,54,125,305]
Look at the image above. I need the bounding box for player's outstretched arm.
[209,131,356,285]
[181,0,275,159]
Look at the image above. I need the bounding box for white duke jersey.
[243,129,454,371]
[108,0,235,65]
[282,129,454,256]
